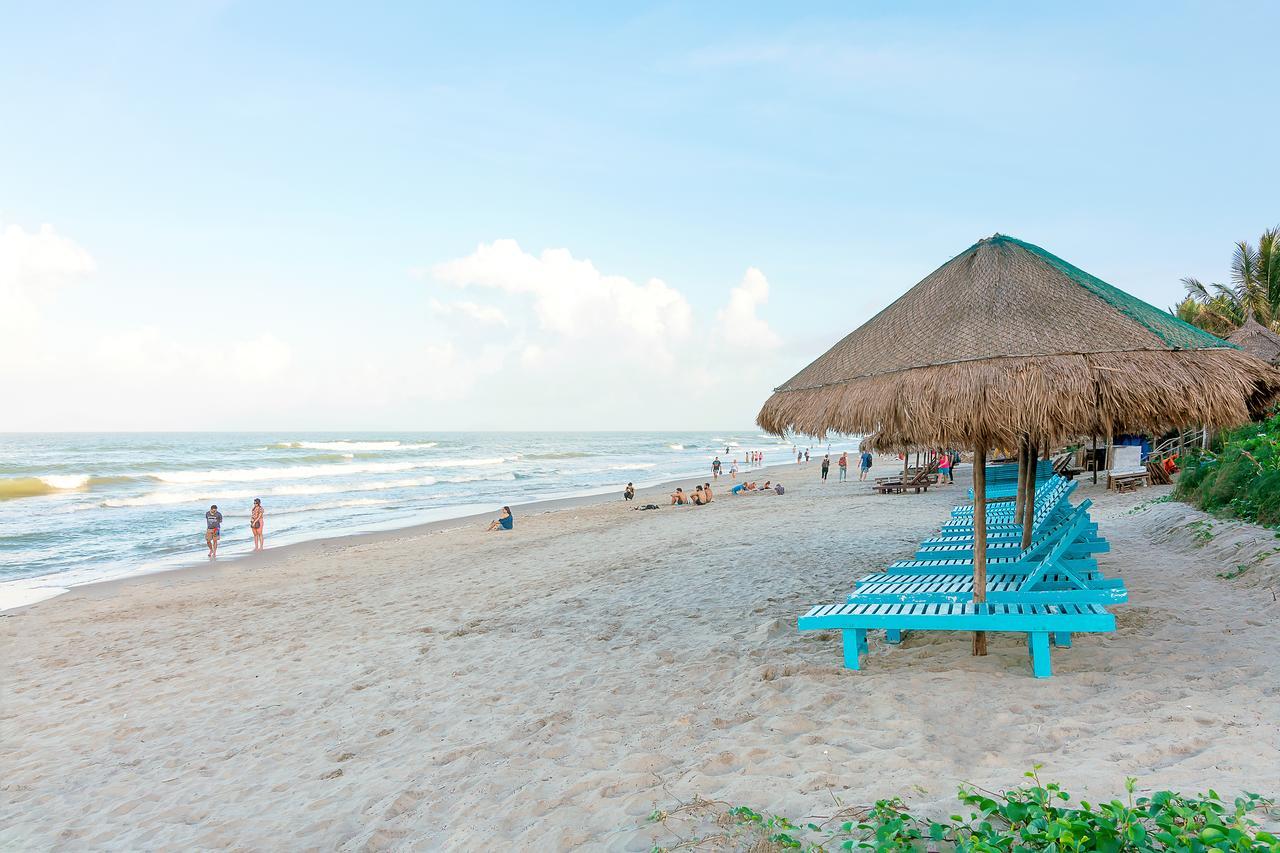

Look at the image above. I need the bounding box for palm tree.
[1174,226,1280,334]
[1234,227,1280,324]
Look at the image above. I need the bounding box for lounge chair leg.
[841,629,867,670]
[1053,631,1072,648]
[885,628,902,644]
[1029,631,1052,678]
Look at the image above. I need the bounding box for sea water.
[0,431,862,609]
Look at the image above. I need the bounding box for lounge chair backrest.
[1031,480,1077,528]
[1021,499,1092,561]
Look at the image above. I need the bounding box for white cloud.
[428,297,510,327]
[406,240,789,427]
[0,221,96,340]
[715,267,781,349]
[3,222,792,429]
[432,239,694,356]
[0,222,96,284]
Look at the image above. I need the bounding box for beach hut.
[1227,314,1280,366]
[759,234,1280,654]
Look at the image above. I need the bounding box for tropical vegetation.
[1176,408,1280,527]
[1172,227,1280,336]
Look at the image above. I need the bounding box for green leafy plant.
[1176,409,1280,527]
[645,769,1277,852]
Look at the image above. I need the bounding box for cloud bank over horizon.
[1,222,797,431]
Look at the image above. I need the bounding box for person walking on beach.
[249,498,265,550]
[804,449,810,463]
[859,449,873,481]
[796,449,802,464]
[937,450,951,485]
[712,456,721,479]
[205,504,223,558]
[820,455,830,483]
[730,460,738,480]
[487,506,514,531]
[837,452,848,482]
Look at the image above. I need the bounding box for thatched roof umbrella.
[1227,314,1280,366]
[759,234,1280,655]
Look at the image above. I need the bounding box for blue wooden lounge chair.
[951,474,1065,518]
[797,601,1114,677]
[966,459,1054,502]
[916,536,1107,562]
[915,500,1108,561]
[893,502,1101,573]
[930,482,1082,545]
[944,477,1070,522]
[851,572,1126,605]
[850,511,1127,606]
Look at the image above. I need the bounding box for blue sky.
[2,1,1277,430]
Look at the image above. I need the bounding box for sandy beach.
[3,461,1279,850]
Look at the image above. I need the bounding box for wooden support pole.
[972,443,988,657]
[1021,441,1038,551]
[1091,434,1098,485]
[1013,439,1027,523]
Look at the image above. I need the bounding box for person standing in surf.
[250,498,265,550]
[205,504,223,558]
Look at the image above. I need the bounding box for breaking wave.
[271,440,438,452]
[0,475,134,501]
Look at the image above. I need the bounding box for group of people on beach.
[203,499,266,558]
[667,477,785,504]
[731,480,783,495]
[668,482,717,505]
[711,451,765,481]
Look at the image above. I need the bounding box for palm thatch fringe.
[757,349,1280,451]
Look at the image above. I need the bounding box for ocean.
[0,431,863,609]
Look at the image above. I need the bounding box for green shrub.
[1176,409,1280,527]
[646,770,1278,852]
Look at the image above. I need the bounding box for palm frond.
[1232,239,1259,290]
[1181,276,1211,300]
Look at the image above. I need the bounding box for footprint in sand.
[384,789,425,818]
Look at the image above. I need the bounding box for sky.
[2,1,1277,431]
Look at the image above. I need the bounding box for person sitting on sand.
[670,487,688,505]
[624,482,635,501]
[691,485,707,505]
[773,482,785,495]
[703,482,713,502]
[486,506,514,531]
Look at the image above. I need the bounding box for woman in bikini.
[250,498,265,550]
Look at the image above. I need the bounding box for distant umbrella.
[1227,313,1280,366]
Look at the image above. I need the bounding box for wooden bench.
[797,601,1115,677]
[1110,471,1148,493]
